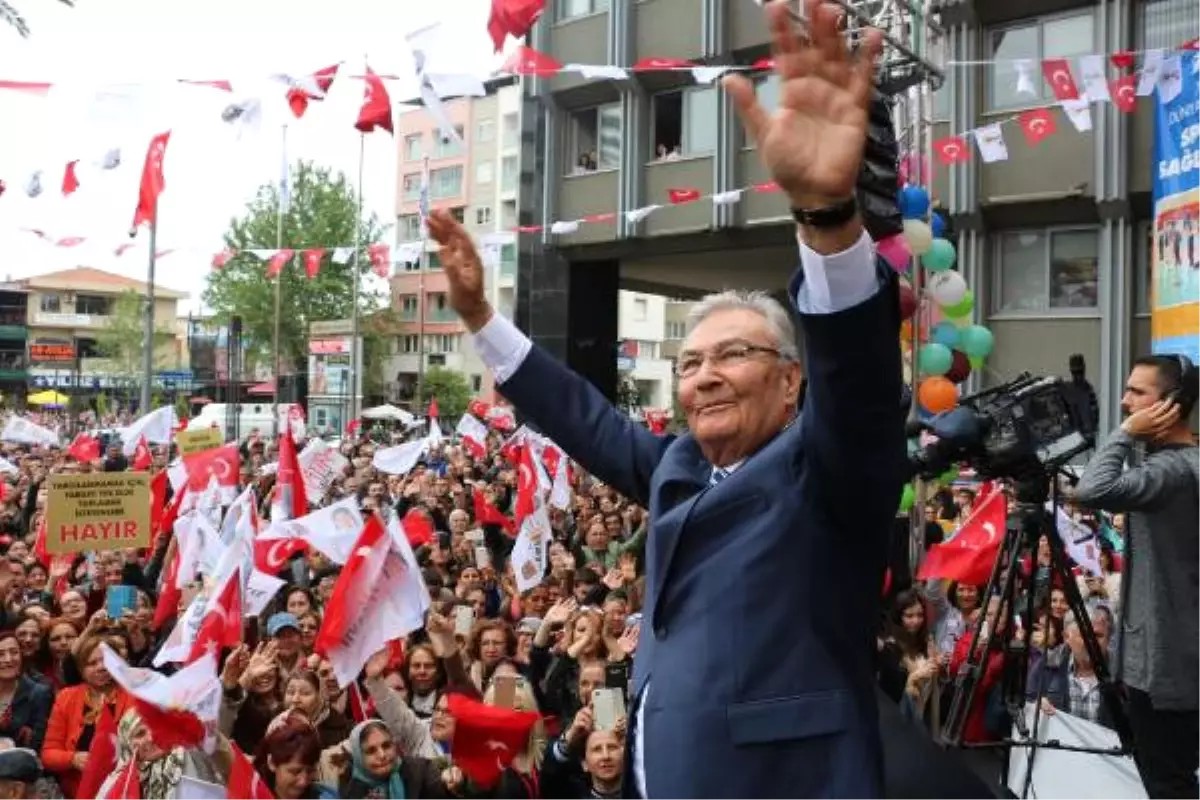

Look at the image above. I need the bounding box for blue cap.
[267,612,300,637]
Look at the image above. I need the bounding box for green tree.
[95,290,173,380]
[418,366,470,422]
[1,0,73,38]
[361,308,404,400]
[203,161,386,376]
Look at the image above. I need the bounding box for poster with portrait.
[1151,50,1200,363]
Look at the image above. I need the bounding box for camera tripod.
[938,472,1134,797]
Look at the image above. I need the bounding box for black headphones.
[1166,354,1198,408]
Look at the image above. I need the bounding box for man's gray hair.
[1064,606,1104,634]
[685,290,800,363]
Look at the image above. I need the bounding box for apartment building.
[508,0,1195,430]
[617,290,675,411]
[387,79,521,405]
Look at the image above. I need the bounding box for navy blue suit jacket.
[497,258,906,798]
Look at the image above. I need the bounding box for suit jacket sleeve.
[788,242,906,504]
[474,315,672,508]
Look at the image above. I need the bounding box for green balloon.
[938,466,960,484]
[942,289,975,318]
[921,238,957,272]
[968,354,986,370]
[899,484,916,513]
[917,343,954,376]
[958,324,995,358]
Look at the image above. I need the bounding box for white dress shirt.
[470,229,880,798]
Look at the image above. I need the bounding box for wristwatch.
[791,196,858,229]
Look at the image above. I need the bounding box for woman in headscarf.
[333,719,457,799]
[95,709,229,800]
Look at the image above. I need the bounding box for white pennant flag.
[1138,49,1165,96]
[550,220,581,235]
[1,417,59,447]
[120,405,180,456]
[1014,59,1037,97]
[1077,55,1111,102]
[973,123,1009,163]
[512,504,550,593]
[373,439,427,475]
[1061,98,1093,132]
[626,205,659,224]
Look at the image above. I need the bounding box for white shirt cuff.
[793,230,880,315]
[469,312,533,384]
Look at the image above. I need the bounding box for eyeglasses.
[675,343,782,378]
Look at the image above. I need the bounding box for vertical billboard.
[1151,50,1199,363]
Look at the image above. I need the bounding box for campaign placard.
[45,472,151,554]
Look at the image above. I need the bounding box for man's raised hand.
[427,210,492,332]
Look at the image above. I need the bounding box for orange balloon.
[918,376,958,413]
[899,320,913,341]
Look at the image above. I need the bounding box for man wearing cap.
[267,612,304,678]
[0,745,42,799]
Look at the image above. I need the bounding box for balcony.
[559,168,619,245]
[644,157,714,236]
[398,308,418,322]
[634,0,703,63]
[977,106,1094,202]
[425,309,459,323]
[737,149,789,225]
[547,9,608,94]
[0,351,26,380]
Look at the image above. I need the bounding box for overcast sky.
[0,0,503,314]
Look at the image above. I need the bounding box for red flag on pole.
[131,131,171,231]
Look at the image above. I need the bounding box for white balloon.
[927,270,967,307]
[903,219,934,255]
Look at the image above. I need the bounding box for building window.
[501,199,517,228]
[501,156,519,191]
[424,333,459,353]
[476,207,493,225]
[636,340,660,359]
[400,334,419,353]
[433,126,465,159]
[399,295,419,317]
[652,87,717,159]
[632,297,648,321]
[476,162,494,184]
[755,75,780,114]
[402,173,421,201]
[75,295,111,315]
[1135,220,1152,315]
[567,104,621,173]
[430,166,463,199]
[931,83,950,121]
[502,113,520,146]
[39,294,61,313]
[403,134,422,161]
[987,12,1094,110]
[450,207,466,224]
[556,0,608,21]
[477,119,494,143]
[398,214,422,241]
[992,228,1099,314]
[1137,0,1196,50]
[471,374,483,392]
[665,320,687,340]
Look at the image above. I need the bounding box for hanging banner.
[1151,50,1200,363]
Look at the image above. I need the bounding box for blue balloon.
[930,321,960,349]
[931,212,946,238]
[900,186,930,219]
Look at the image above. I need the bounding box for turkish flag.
[474,488,517,536]
[188,568,242,662]
[917,488,1006,586]
[68,433,101,462]
[132,435,153,471]
[152,546,181,630]
[427,397,440,419]
[633,57,697,71]
[302,248,324,278]
[1110,74,1138,113]
[668,187,702,204]
[402,508,436,549]
[487,0,546,52]
[933,136,971,165]
[447,693,541,789]
[266,249,295,278]
[228,742,275,799]
[501,45,562,76]
[77,704,120,798]
[271,427,309,521]
[131,131,171,231]
[468,398,491,419]
[212,249,234,270]
[100,758,141,799]
[254,535,309,575]
[367,243,391,277]
[1017,108,1057,146]
[62,160,80,196]
[182,443,241,493]
[287,63,339,119]
[355,68,393,135]
[1041,58,1081,101]
[514,444,538,526]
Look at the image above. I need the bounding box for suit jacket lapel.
[648,437,709,631]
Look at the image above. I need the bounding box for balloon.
[918,343,954,376]
[921,238,956,272]
[903,219,934,255]
[968,354,985,370]
[877,233,911,272]
[931,212,946,239]
[898,281,917,319]
[918,376,958,414]
[899,483,916,513]
[958,324,995,358]
[945,349,971,383]
[938,466,960,485]
[927,270,968,307]
[930,321,960,349]
[899,186,930,219]
[942,290,974,318]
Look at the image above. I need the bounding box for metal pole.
[140,216,157,413]
[271,124,287,438]
[350,132,365,423]
[416,155,430,409]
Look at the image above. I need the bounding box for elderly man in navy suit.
[427,1,905,795]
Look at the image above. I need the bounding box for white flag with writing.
[120,406,179,456]
[1,416,59,447]
[372,439,427,476]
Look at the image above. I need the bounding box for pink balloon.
[877,234,911,272]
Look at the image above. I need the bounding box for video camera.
[907,373,1093,483]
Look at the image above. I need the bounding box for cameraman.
[1074,354,1199,798]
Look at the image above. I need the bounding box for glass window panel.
[684,87,718,154]
[931,84,950,120]
[997,231,1048,312]
[1050,230,1099,309]
[1042,14,1094,60]
[598,105,622,169]
[558,0,590,19]
[1137,0,1196,50]
[755,75,781,114]
[988,25,1038,109]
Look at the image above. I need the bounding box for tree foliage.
[95,290,173,379]
[1,0,72,38]
[203,160,386,376]
[361,307,404,399]
[418,366,471,422]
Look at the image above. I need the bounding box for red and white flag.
[455,413,489,460]
[514,444,539,527]
[271,428,308,522]
[121,406,179,456]
[188,568,243,663]
[355,68,393,134]
[917,488,1006,586]
[130,131,171,231]
[228,742,275,798]
[132,435,153,470]
[102,642,220,748]
[281,64,339,119]
[447,693,541,789]
[182,443,240,503]
[487,0,546,52]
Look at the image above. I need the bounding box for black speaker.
[857,90,903,241]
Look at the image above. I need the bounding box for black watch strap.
[791,196,858,229]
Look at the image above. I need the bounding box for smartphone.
[592,687,625,731]
[604,662,629,697]
[244,618,261,651]
[105,585,137,619]
[454,606,476,637]
[465,528,485,544]
[474,546,492,569]
[493,674,517,708]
